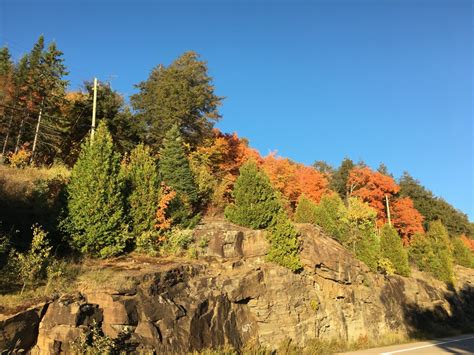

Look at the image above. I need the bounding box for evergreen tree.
[63,122,127,257]
[313,160,334,176]
[294,194,317,223]
[225,160,282,229]
[399,172,473,237]
[409,232,434,272]
[266,213,302,272]
[425,220,454,283]
[314,193,348,243]
[452,237,473,268]
[159,125,198,205]
[123,144,160,239]
[330,157,354,200]
[354,229,380,272]
[380,224,410,276]
[131,51,223,149]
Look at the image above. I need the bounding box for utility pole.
[385,195,392,226]
[91,77,98,143]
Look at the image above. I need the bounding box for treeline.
[0,36,472,292]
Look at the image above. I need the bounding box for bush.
[225,161,282,229]
[266,214,302,272]
[452,237,473,268]
[63,122,128,258]
[122,144,160,239]
[15,225,52,294]
[161,228,194,255]
[294,194,317,223]
[380,224,411,277]
[313,193,348,242]
[8,145,31,168]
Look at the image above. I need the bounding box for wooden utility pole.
[385,194,392,226]
[30,103,44,164]
[91,77,98,143]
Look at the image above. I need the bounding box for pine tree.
[266,213,302,272]
[380,224,410,276]
[452,237,473,268]
[330,157,354,200]
[159,125,198,205]
[294,194,317,223]
[426,220,454,283]
[123,144,160,238]
[131,51,223,149]
[225,160,282,229]
[63,122,127,257]
[314,193,348,243]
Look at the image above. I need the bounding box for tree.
[426,221,454,284]
[63,122,127,257]
[313,160,334,176]
[391,197,424,244]
[159,125,198,205]
[131,51,223,149]
[399,172,473,237]
[225,160,282,229]
[380,224,410,276]
[313,193,348,243]
[347,166,400,227]
[122,144,160,239]
[452,237,473,268]
[330,157,354,200]
[294,194,317,223]
[266,213,302,272]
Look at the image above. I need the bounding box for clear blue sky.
[1,0,473,220]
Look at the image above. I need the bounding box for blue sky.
[1,0,473,219]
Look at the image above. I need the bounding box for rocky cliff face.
[1,221,473,353]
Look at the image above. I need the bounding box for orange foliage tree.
[460,235,474,252]
[347,166,425,242]
[391,197,425,244]
[261,153,329,209]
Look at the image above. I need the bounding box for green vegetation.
[313,193,348,243]
[380,224,410,277]
[452,237,473,268]
[225,160,282,229]
[266,214,302,272]
[294,194,317,223]
[63,122,128,258]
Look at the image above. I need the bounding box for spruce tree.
[159,125,198,202]
[64,122,127,257]
[330,157,354,200]
[314,193,348,243]
[380,224,410,276]
[294,194,317,223]
[123,144,160,238]
[452,237,473,268]
[225,160,282,229]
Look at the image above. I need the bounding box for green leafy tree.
[15,225,52,294]
[409,232,434,271]
[452,237,473,268]
[225,160,282,229]
[294,194,317,223]
[426,221,454,283]
[122,144,160,239]
[131,51,223,149]
[266,213,302,272]
[330,157,354,200]
[380,224,410,276]
[64,122,127,257]
[313,160,334,176]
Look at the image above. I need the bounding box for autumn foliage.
[392,197,425,244]
[460,235,474,252]
[261,153,329,208]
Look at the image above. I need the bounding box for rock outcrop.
[1,221,473,353]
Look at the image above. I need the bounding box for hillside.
[1,220,473,353]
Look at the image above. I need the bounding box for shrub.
[225,160,282,229]
[377,257,395,275]
[63,122,128,258]
[15,225,52,294]
[122,144,160,239]
[266,214,302,272]
[313,193,348,242]
[452,236,473,268]
[8,145,31,168]
[135,231,161,256]
[161,228,194,255]
[294,194,317,223]
[380,224,410,277]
